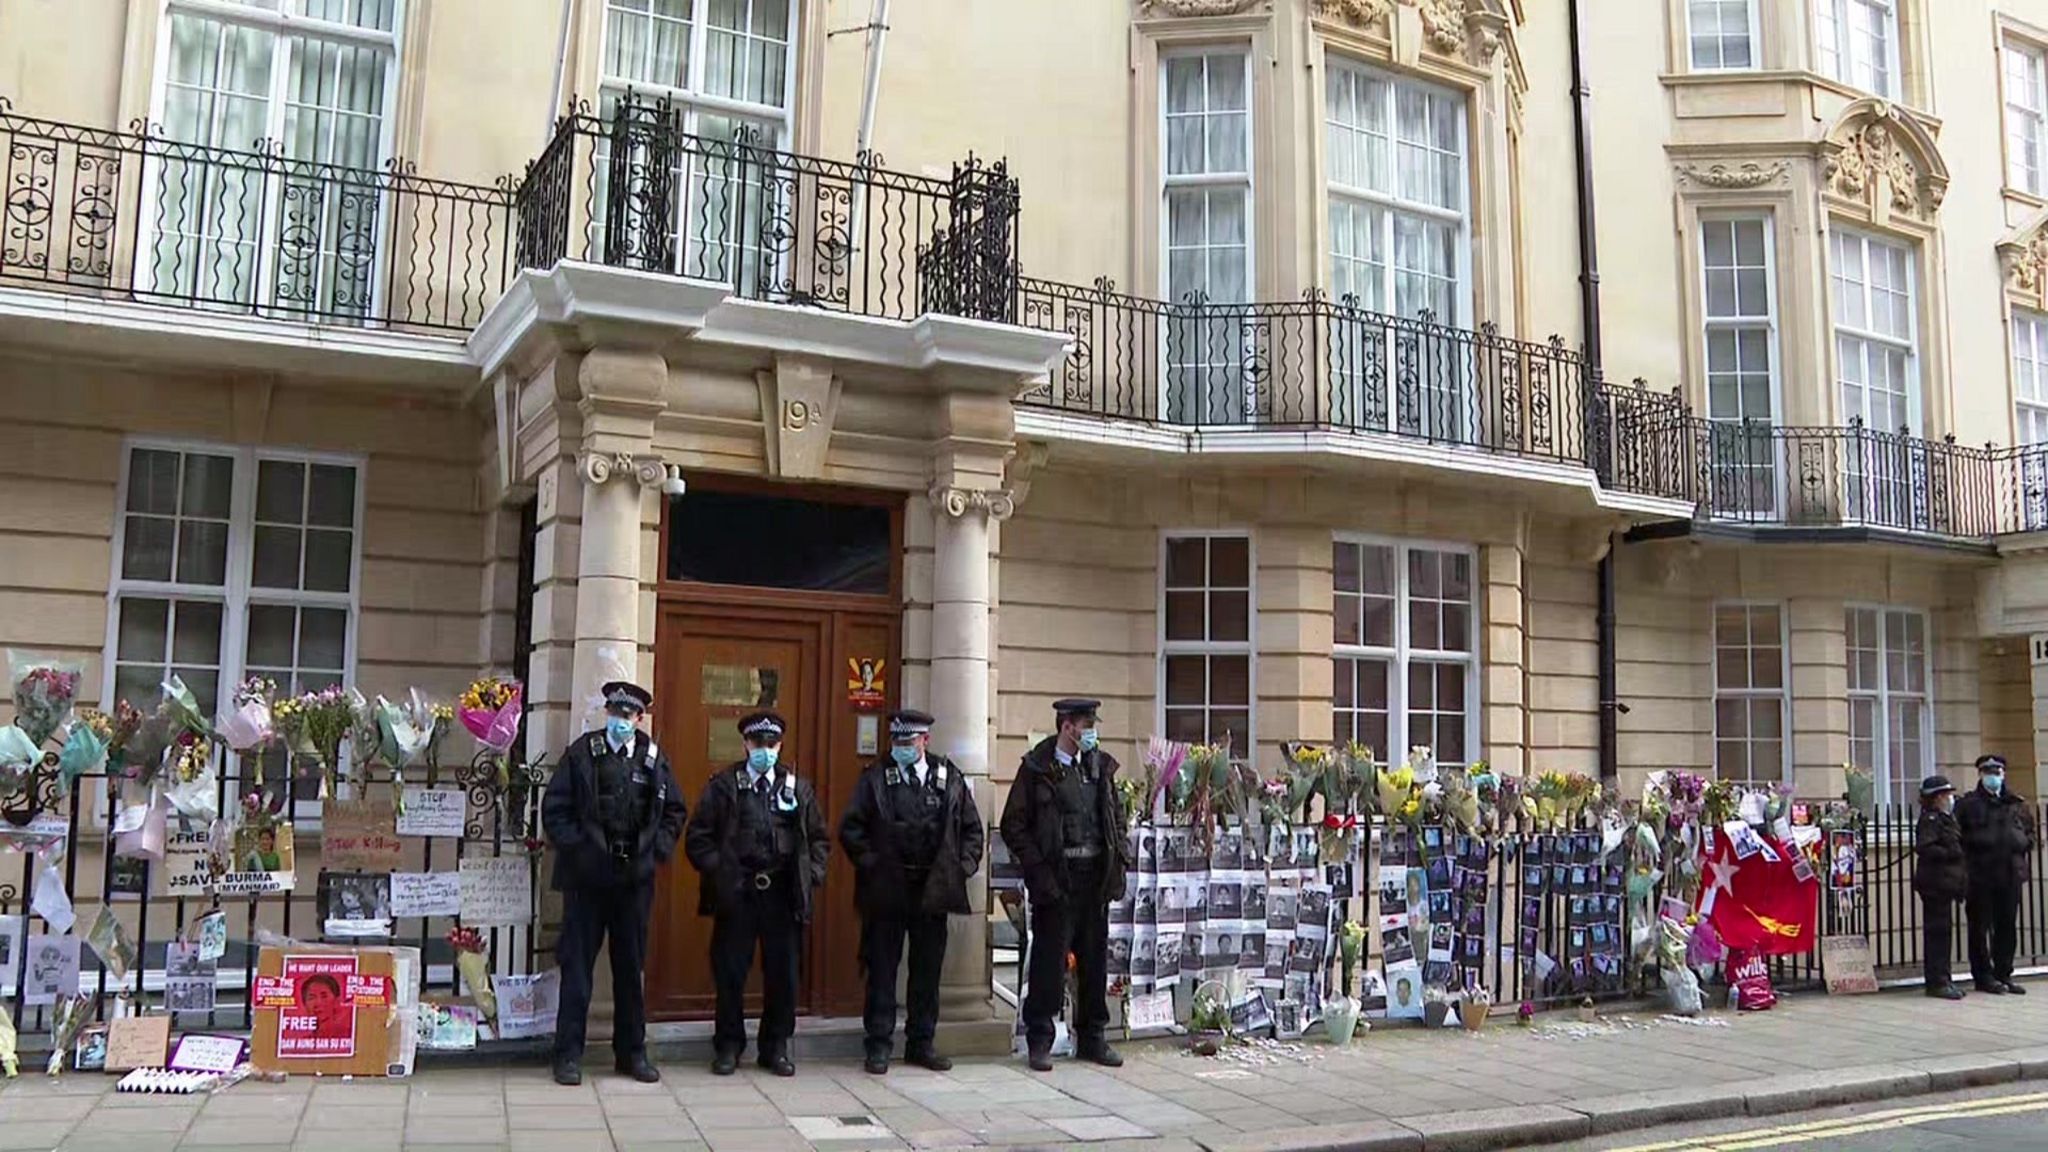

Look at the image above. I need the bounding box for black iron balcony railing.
[0,101,516,331]
[515,94,1019,323]
[1013,278,1594,467]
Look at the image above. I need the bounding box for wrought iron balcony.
[1012,278,1596,467]
[514,94,1020,323]
[0,100,516,331]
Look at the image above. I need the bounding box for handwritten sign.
[106,1015,171,1072]
[1821,934,1879,995]
[169,1034,245,1074]
[495,969,560,1040]
[391,872,461,919]
[396,789,466,838]
[321,799,401,871]
[458,857,533,928]
[1126,988,1175,1032]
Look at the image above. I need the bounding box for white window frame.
[1688,0,1760,72]
[1711,602,1791,786]
[1157,530,1256,758]
[598,0,799,136]
[2014,308,2048,446]
[1814,0,1900,100]
[1160,46,1255,424]
[1845,604,1932,810]
[144,0,404,317]
[103,438,366,823]
[1830,226,1920,434]
[2005,36,2048,196]
[1330,534,1480,768]
[1699,213,1784,518]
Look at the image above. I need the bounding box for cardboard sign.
[458,857,533,928]
[249,945,410,1078]
[106,1015,171,1072]
[274,954,363,1060]
[169,1034,245,1074]
[321,799,402,871]
[395,789,466,838]
[390,872,461,919]
[1821,935,1879,995]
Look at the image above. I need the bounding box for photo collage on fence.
[1110,823,1357,1018]
[1517,830,1626,997]
[1378,824,1492,1018]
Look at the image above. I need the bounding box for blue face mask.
[891,744,920,768]
[748,745,779,773]
[1078,728,1099,753]
[1986,774,2005,795]
[605,716,635,744]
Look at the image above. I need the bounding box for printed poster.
[258,954,362,1059]
[395,788,467,838]
[165,942,218,1016]
[24,933,80,1006]
[162,829,214,898]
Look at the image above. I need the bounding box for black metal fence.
[1013,283,1592,467]
[515,94,1020,323]
[0,101,516,331]
[0,762,544,1036]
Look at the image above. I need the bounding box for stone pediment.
[1818,99,1948,225]
[1999,208,2048,303]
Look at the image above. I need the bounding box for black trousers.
[1923,897,1955,990]
[1968,881,2021,986]
[711,885,800,1058]
[554,880,654,1062]
[861,904,948,1059]
[1022,863,1108,1050]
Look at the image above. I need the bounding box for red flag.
[1696,826,1819,956]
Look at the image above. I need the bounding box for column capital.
[930,485,1015,521]
[579,450,676,491]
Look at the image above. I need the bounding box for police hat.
[1977,754,2008,773]
[738,711,786,741]
[1921,775,1957,797]
[603,681,652,715]
[888,709,934,739]
[1053,698,1100,721]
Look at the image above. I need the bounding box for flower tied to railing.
[0,651,86,824]
[457,676,545,840]
[448,925,499,1024]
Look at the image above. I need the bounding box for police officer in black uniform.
[540,680,686,1086]
[998,698,1129,1072]
[684,711,830,1077]
[839,708,986,1075]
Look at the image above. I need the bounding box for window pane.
[307,464,356,527]
[1363,595,1395,648]
[247,604,296,669]
[303,529,353,592]
[176,519,229,585]
[257,460,305,524]
[171,600,223,665]
[1165,591,1205,642]
[253,525,303,588]
[1334,542,1360,595]
[1210,655,1249,707]
[181,454,234,519]
[1210,591,1249,643]
[1165,655,1206,706]
[1164,709,1208,744]
[299,607,347,671]
[1165,537,1206,588]
[117,598,169,663]
[1361,545,1394,594]
[1210,537,1249,587]
[128,449,181,514]
[122,516,175,582]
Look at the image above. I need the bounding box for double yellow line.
[1611,1089,2048,1150]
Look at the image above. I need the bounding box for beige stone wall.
[0,353,493,719]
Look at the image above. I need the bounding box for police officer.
[1958,754,2036,994]
[540,681,685,1086]
[998,698,1129,1072]
[685,711,830,1077]
[839,708,985,1075]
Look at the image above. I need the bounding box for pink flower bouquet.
[458,677,523,757]
[9,651,82,747]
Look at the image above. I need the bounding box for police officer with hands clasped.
[999,698,1130,1073]
[839,709,986,1075]
[686,711,831,1077]
[540,680,686,1087]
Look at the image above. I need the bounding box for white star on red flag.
[1701,853,1739,917]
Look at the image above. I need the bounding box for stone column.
[928,482,1012,1045]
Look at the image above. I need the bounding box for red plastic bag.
[1726,946,1777,1011]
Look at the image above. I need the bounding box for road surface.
[1527,1084,2048,1150]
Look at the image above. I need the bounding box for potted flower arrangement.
[1189,981,1229,1055]
[1323,920,1367,1045]
[1421,985,1452,1029]
[1458,985,1492,1031]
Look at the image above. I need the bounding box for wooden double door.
[644,596,898,1019]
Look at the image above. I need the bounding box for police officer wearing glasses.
[685,711,830,1077]
[541,680,686,1087]
[999,698,1130,1072]
[839,708,986,1075]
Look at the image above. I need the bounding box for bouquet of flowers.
[1337,920,1366,999]
[447,926,498,1023]
[1376,762,1417,827]
[56,709,110,792]
[1143,736,1187,822]
[0,725,41,807]
[1842,763,1875,818]
[1114,775,1145,831]
[1439,768,1482,835]
[214,677,275,755]
[1702,777,1740,827]
[163,729,219,822]
[459,677,523,758]
[273,685,355,793]
[1184,740,1236,855]
[240,786,288,833]
[8,652,81,748]
[404,690,455,775]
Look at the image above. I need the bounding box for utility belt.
[1063,845,1104,861]
[606,833,640,865]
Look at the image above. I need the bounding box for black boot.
[1026,1041,1053,1073]
[615,1052,660,1083]
[863,1052,889,1075]
[710,1050,738,1076]
[759,1052,796,1077]
[1077,1040,1124,1068]
[905,1047,953,1072]
[1976,979,2009,994]
[2006,981,2029,995]
[551,1055,582,1086]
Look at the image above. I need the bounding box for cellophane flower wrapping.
[56,717,108,792]
[448,927,497,1021]
[46,995,90,1076]
[1843,764,1875,818]
[0,725,41,802]
[404,689,453,772]
[163,732,219,822]
[215,697,273,756]
[0,1002,16,1078]
[458,678,523,757]
[160,676,208,739]
[8,651,81,748]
